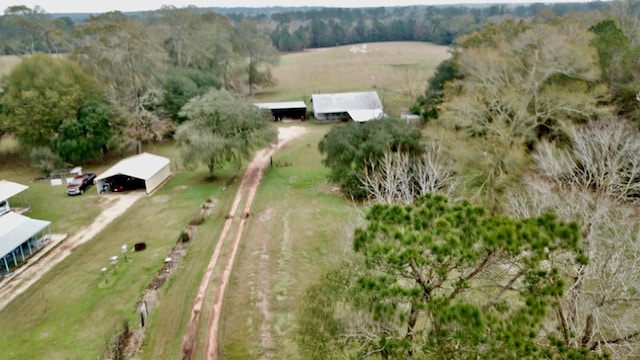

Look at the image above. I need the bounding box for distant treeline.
[0,2,612,55]
[229,2,611,50]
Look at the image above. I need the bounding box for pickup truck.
[66,173,96,196]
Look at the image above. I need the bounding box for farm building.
[95,152,171,195]
[310,91,385,122]
[0,180,52,274]
[254,101,307,121]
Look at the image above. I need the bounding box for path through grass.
[218,124,362,359]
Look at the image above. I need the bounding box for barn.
[0,180,52,273]
[310,91,385,122]
[95,152,171,195]
[254,101,307,121]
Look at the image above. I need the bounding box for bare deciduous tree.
[534,120,640,203]
[506,119,640,358]
[446,21,609,147]
[361,139,458,205]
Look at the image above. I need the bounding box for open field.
[0,41,450,359]
[256,41,451,117]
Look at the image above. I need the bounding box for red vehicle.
[108,175,144,192]
[66,173,96,196]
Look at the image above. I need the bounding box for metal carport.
[0,212,51,273]
[94,152,171,195]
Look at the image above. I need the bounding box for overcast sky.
[6,1,607,14]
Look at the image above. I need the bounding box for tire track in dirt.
[180,126,307,360]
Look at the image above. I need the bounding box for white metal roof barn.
[0,180,28,203]
[311,91,385,122]
[95,152,171,195]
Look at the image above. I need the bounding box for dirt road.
[0,192,144,311]
[180,126,308,360]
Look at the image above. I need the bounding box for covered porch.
[0,212,52,274]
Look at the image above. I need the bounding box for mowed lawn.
[218,124,363,359]
[0,141,241,359]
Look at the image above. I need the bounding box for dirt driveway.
[181,125,308,360]
[0,191,144,311]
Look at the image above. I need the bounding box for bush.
[318,119,424,199]
[30,146,65,177]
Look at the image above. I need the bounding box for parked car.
[109,176,144,192]
[66,173,96,196]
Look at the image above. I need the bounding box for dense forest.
[0,2,613,54]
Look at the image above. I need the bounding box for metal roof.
[254,101,307,110]
[311,91,383,114]
[95,152,170,182]
[0,180,28,202]
[0,212,50,259]
[348,109,386,122]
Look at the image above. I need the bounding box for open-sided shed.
[311,91,385,122]
[0,180,51,273]
[95,152,171,195]
[0,212,51,273]
[0,180,28,215]
[254,101,307,121]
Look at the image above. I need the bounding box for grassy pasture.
[256,41,451,117]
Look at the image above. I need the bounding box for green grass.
[0,137,245,359]
[0,164,227,359]
[139,176,240,359]
[218,125,362,359]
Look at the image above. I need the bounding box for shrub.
[30,146,65,177]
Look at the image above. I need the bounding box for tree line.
[256,2,610,51]
[0,5,279,173]
[0,2,615,55]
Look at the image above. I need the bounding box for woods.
[0,6,281,167]
[307,2,640,359]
